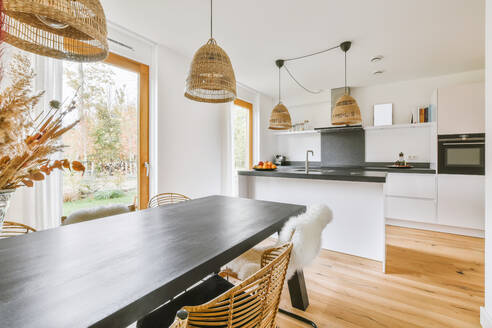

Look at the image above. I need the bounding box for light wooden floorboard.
[277,225,484,328]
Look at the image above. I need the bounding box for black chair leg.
[278,308,317,328]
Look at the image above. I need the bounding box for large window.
[62,53,149,216]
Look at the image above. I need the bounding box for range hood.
[315,125,363,133]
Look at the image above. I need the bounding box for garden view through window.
[62,60,139,216]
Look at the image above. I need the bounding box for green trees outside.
[62,61,138,214]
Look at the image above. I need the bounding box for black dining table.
[0,195,307,328]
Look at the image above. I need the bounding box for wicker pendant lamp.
[268,60,292,130]
[184,0,236,103]
[332,41,362,125]
[1,0,108,62]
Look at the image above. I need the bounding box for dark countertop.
[238,164,436,183]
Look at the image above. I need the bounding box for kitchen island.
[238,165,434,272]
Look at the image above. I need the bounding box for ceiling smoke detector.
[370,55,384,63]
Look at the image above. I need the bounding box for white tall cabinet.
[437,82,485,134]
[386,82,485,237]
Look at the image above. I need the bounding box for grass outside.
[62,191,136,217]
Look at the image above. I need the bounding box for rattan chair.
[147,193,191,208]
[221,205,333,328]
[168,243,292,328]
[0,221,36,238]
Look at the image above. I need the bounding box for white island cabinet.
[385,173,484,237]
[385,173,437,224]
[238,175,386,272]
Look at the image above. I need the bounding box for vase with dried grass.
[0,54,85,232]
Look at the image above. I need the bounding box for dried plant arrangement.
[0,54,85,190]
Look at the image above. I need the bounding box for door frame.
[104,52,150,209]
[233,98,253,169]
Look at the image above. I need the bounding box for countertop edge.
[238,170,387,183]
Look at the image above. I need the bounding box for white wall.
[155,44,228,199]
[483,0,492,325]
[259,94,277,161]
[277,134,321,162]
[268,70,484,163]
[353,70,484,127]
[365,126,435,163]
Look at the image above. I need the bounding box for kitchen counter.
[238,165,436,183]
[237,168,387,270]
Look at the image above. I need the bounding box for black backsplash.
[320,129,365,167]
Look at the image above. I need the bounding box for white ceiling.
[100,0,485,105]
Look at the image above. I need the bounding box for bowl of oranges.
[253,161,277,171]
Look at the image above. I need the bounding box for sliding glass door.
[61,53,149,215]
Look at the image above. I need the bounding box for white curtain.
[5,51,64,230]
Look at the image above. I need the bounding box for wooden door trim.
[233,99,253,169]
[104,52,150,209]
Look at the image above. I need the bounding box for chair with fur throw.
[61,204,136,226]
[222,204,333,328]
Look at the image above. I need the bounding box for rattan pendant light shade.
[185,38,237,103]
[332,42,362,125]
[332,94,362,125]
[268,60,292,130]
[269,102,292,130]
[2,0,108,62]
[184,0,236,103]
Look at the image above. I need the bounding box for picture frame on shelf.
[374,103,393,126]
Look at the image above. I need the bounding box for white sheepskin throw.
[225,246,268,280]
[62,204,131,225]
[225,204,333,280]
[279,204,333,278]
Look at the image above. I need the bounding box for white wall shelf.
[364,122,436,131]
[273,129,318,136]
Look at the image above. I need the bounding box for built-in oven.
[438,133,485,175]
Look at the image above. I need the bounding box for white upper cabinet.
[437,82,485,134]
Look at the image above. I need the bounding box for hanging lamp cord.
[278,66,281,102]
[283,44,340,62]
[210,0,213,39]
[283,65,325,95]
[344,51,347,94]
[279,43,343,95]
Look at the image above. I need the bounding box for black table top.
[0,195,305,328]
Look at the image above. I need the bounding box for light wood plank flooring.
[277,225,484,328]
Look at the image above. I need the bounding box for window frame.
[233,98,253,169]
[103,52,150,208]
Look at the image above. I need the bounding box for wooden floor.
[277,225,484,328]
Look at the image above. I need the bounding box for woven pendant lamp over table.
[185,0,236,103]
[2,0,108,62]
[332,41,362,125]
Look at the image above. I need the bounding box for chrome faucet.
[305,150,314,174]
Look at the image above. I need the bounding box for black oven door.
[438,134,485,175]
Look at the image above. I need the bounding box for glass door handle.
[144,162,150,177]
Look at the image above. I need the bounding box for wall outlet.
[407,155,418,161]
